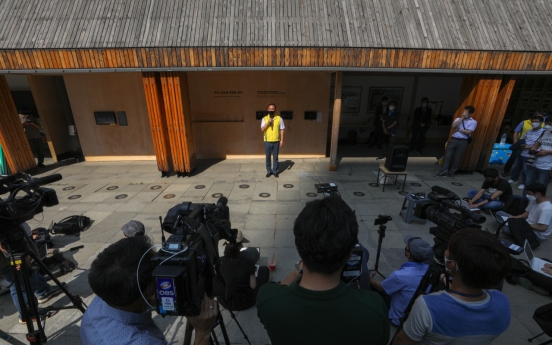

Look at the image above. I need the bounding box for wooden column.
[0,76,36,172]
[160,72,196,175]
[329,72,342,171]
[142,72,171,173]
[451,75,514,173]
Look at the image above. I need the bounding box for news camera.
[0,173,60,252]
[152,197,237,317]
[414,186,486,263]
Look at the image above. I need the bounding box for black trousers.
[409,126,429,151]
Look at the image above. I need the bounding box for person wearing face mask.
[502,111,546,178]
[508,115,545,190]
[435,105,477,178]
[409,98,432,155]
[393,229,511,345]
[523,117,552,197]
[376,100,400,161]
[466,168,512,212]
[260,103,285,178]
[81,237,218,345]
[370,236,432,328]
[496,183,552,241]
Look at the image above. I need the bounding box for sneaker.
[448,174,455,179]
[507,179,517,184]
[37,163,46,168]
[376,156,386,161]
[519,277,549,296]
[518,184,525,190]
[434,172,448,177]
[266,173,271,178]
[37,284,63,304]
[274,173,279,178]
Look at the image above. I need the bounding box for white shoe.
[518,184,525,190]
[508,179,517,184]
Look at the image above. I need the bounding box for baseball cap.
[121,220,145,237]
[404,235,433,262]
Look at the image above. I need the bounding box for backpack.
[51,215,91,236]
[503,195,529,216]
[41,253,76,278]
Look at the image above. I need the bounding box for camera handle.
[184,312,231,345]
[370,224,387,279]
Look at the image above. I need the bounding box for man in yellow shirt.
[260,103,285,178]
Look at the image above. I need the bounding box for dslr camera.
[152,197,236,317]
[526,149,538,166]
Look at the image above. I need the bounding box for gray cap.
[404,235,433,262]
[121,220,145,237]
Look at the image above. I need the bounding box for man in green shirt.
[257,197,390,345]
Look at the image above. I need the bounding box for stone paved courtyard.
[0,157,550,344]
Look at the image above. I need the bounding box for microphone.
[27,174,62,191]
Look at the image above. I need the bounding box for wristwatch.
[295,260,303,275]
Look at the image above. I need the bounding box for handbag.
[462,120,473,144]
[509,139,525,151]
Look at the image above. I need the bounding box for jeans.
[510,155,528,183]
[28,138,44,164]
[467,189,505,211]
[380,134,396,157]
[441,138,469,175]
[0,265,49,319]
[523,165,552,197]
[264,142,279,174]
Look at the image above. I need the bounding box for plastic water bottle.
[500,133,507,145]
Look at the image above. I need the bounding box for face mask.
[532,122,542,129]
[422,103,428,107]
[389,106,395,111]
[545,125,552,130]
[527,195,537,201]
[382,102,388,106]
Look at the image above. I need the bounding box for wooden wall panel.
[1,48,552,71]
[142,72,171,172]
[449,74,514,173]
[0,76,36,172]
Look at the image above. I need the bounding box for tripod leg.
[18,255,47,344]
[26,248,86,313]
[216,314,231,345]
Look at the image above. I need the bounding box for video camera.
[151,197,237,317]
[414,186,486,263]
[0,173,61,252]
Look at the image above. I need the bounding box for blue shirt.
[451,117,477,139]
[381,262,428,326]
[81,296,171,345]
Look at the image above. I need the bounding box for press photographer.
[256,196,389,345]
[392,229,512,345]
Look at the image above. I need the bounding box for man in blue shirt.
[392,229,511,345]
[81,236,217,345]
[370,236,432,326]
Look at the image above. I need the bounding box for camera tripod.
[3,231,86,345]
[370,215,392,279]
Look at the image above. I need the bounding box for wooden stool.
[376,163,407,192]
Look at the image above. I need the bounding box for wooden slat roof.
[1,0,552,52]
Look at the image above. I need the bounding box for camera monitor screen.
[341,244,363,284]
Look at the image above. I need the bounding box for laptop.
[524,240,552,277]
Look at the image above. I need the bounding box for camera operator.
[81,236,218,345]
[256,197,389,345]
[0,225,60,323]
[467,168,512,212]
[523,116,552,197]
[219,231,269,311]
[393,229,511,345]
[370,236,433,327]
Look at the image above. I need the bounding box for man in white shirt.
[498,183,552,241]
[524,117,552,196]
[435,106,477,178]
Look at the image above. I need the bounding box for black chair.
[528,303,552,344]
